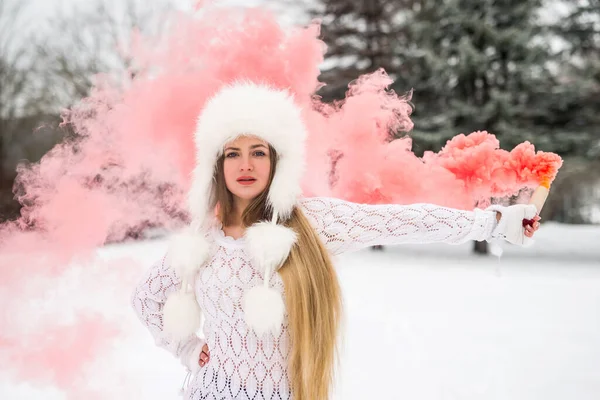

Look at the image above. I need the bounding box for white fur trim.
[268,150,305,221]
[187,159,216,229]
[163,289,202,340]
[167,231,211,279]
[244,222,297,274]
[487,204,538,246]
[242,285,285,337]
[188,82,307,225]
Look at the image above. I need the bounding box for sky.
[1,0,309,59]
[19,0,304,25]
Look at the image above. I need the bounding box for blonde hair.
[214,146,344,400]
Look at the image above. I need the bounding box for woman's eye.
[253,151,267,157]
[225,152,238,158]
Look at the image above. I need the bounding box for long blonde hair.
[214,146,344,400]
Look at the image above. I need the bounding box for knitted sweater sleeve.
[131,253,205,373]
[299,197,499,256]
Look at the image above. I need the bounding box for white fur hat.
[163,81,307,340]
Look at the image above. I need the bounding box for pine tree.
[550,0,600,160]
[306,0,409,100]
[308,0,564,153]
[538,0,600,223]
[393,0,561,154]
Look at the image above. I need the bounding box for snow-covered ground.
[1,222,599,399]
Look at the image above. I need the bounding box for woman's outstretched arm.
[131,254,206,373]
[300,197,504,256]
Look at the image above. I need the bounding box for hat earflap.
[242,212,297,336]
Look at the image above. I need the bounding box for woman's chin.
[231,189,264,201]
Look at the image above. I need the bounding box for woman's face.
[223,135,272,204]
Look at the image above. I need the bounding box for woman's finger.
[199,347,210,367]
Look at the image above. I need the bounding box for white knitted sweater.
[131,197,499,399]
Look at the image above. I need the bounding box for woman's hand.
[490,204,540,245]
[524,215,541,238]
[199,344,210,368]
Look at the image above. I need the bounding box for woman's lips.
[237,177,256,186]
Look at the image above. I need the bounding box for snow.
[1,222,599,399]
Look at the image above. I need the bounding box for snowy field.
[1,222,599,399]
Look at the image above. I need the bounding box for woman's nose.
[240,156,253,171]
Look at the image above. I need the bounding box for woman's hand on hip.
[199,344,210,368]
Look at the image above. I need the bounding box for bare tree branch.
[0,0,176,221]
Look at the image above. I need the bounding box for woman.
[131,82,540,400]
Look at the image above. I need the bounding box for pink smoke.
[2,314,119,399]
[0,6,327,398]
[0,3,562,398]
[304,81,562,209]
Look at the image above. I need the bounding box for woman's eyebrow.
[224,144,267,152]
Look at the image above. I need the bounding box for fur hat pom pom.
[163,289,202,340]
[244,222,297,274]
[168,231,210,279]
[242,285,285,337]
